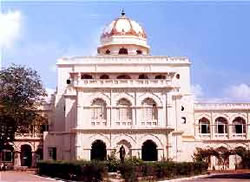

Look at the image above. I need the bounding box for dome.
[101,13,147,39]
[98,11,150,56]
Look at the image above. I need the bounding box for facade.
[7,12,250,169]
[0,102,52,169]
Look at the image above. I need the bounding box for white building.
[43,12,250,170]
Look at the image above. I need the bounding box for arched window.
[141,98,158,126]
[117,75,131,79]
[138,74,148,79]
[119,48,128,55]
[199,117,210,134]
[100,74,109,79]
[232,117,246,134]
[176,74,180,79]
[105,49,110,54]
[215,117,228,134]
[136,50,142,55]
[81,74,93,79]
[155,75,166,79]
[91,99,107,126]
[117,99,132,125]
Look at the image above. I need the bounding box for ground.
[0,171,250,182]
[178,172,250,182]
[0,171,59,182]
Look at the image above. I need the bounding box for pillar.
[74,133,81,160]
[229,155,235,170]
[14,152,21,167]
[166,93,174,128]
[32,152,36,167]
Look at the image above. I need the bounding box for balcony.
[199,133,211,139]
[198,133,248,140]
[91,119,107,126]
[195,103,250,111]
[73,79,175,88]
[214,133,228,139]
[15,133,43,140]
[232,133,247,139]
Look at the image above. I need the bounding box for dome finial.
[121,9,125,16]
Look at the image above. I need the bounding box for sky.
[1,0,250,102]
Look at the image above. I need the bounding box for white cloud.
[191,84,204,99]
[225,83,250,101]
[0,10,22,48]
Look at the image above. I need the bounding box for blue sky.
[1,1,250,102]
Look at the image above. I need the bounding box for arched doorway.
[142,140,158,161]
[91,140,107,161]
[21,145,32,167]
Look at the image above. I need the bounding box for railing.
[141,120,158,127]
[15,133,43,139]
[198,132,249,140]
[59,56,189,63]
[91,120,107,126]
[195,103,250,110]
[73,79,175,88]
[115,120,132,126]
[199,133,211,139]
[232,133,247,138]
[214,133,228,138]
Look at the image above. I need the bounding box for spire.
[121,9,125,16]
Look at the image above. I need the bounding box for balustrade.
[196,124,247,140]
[195,103,250,110]
[73,79,174,88]
[15,133,43,139]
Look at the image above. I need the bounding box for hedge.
[37,160,107,182]
[119,160,208,181]
[37,160,208,182]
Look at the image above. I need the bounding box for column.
[134,91,137,126]
[109,89,112,127]
[158,149,164,161]
[228,121,232,139]
[211,156,216,170]
[166,92,174,128]
[229,155,235,170]
[74,133,81,160]
[247,113,250,139]
[14,152,21,167]
[210,113,215,139]
[32,152,36,167]
[161,92,167,127]
[132,108,136,127]
[76,91,80,128]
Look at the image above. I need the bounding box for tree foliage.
[193,147,250,170]
[0,64,47,149]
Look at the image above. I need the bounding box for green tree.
[0,64,47,150]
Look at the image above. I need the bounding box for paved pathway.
[179,172,250,182]
[0,171,58,182]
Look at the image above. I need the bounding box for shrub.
[38,160,207,181]
[106,153,120,172]
[154,161,176,179]
[119,160,137,182]
[37,160,107,182]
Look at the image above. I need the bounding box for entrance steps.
[105,172,124,182]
